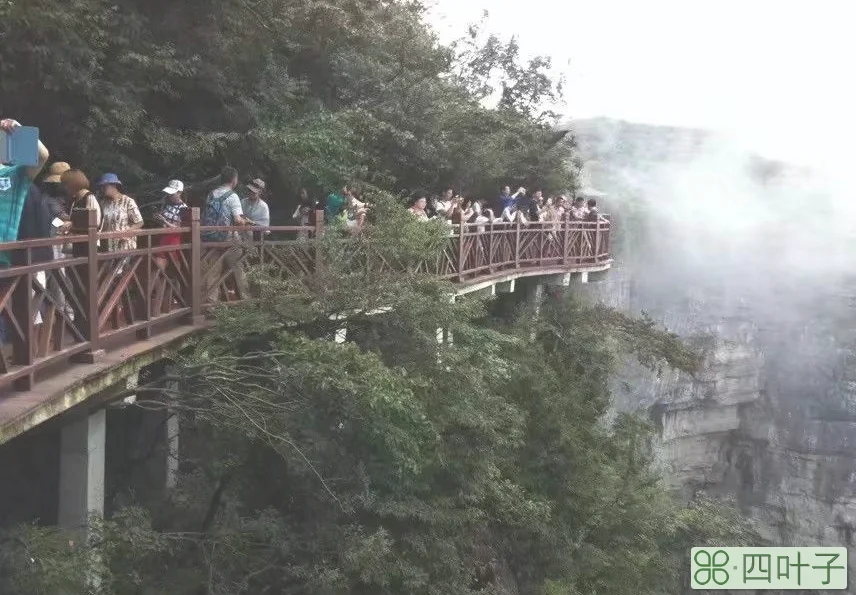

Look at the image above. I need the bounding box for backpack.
[201,190,237,241]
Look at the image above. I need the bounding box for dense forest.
[0,0,575,203]
[0,1,759,593]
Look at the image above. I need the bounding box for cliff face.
[573,118,856,571]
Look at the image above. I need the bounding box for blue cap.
[96,173,122,187]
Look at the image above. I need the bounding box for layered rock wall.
[574,118,856,587]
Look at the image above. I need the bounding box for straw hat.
[246,178,266,194]
[43,162,71,184]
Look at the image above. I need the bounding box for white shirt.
[241,197,270,227]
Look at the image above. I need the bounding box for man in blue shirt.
[496,185,526,215]
[0,118,50,265]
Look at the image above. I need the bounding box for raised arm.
[27,141,49,180]
[227,193,251,225]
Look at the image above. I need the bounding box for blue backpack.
[201,190,237,241]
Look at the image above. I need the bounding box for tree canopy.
[0,2,759,592]
[0,195,757,594]
[0,0,575,204]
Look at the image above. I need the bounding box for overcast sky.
[427,0,854,174]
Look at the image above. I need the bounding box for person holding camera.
[0,118,49,261]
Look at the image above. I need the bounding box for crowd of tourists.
[0,117,609,340]
[405,186,604,226]
[0,117,605,275]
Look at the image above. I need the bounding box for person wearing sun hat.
[39,162,72,234]
[42,161,70,184]
[96,172,143,252]
[153,179,189,263]
[240,177,269,242]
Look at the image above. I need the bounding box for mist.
[575,118,856,470]
[578,119,854,324]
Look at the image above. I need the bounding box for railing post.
[314,209,325,274]
[595,218,602,263]
[457,222,466,282]
[70,209,104,364]
[11,244,34,390]
[136,232,153,339]
[562,215,570,265]
[487,219,495,273]
[514,219,521,270]
[189,208,204,325]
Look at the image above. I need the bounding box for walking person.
[200,167,252,302]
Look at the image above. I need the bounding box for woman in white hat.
[153,180,188,264]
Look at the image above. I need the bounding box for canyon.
[573,118,856,585]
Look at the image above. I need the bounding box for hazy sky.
[427,0,854,174]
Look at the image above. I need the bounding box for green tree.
[0,0,576,206]
[0,195,757,594]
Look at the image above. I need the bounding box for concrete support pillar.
[587,269,608,283]
[528,282,544,311]
[544,273,571,287]
[58,409,106,532]
[496,279,516,294]
[528,283,544,341]
[123,371,139,406]
[436,295,455,361]
[165,411,179,490]
[162,367,180,490]
[436,328,453,345]
[446,294,455,346]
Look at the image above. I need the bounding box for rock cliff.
[573,117,856,585]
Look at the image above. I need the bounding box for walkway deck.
[0,209,611,442]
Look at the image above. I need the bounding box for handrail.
[0,208,611,393]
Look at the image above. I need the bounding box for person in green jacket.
[324,185,351,224]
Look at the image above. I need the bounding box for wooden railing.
[0,209,611,393]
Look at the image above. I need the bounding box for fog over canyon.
[574,118,856,573]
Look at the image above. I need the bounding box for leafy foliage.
[0,208,757,594]
[0,0,574,205]
[0,3,758,593]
